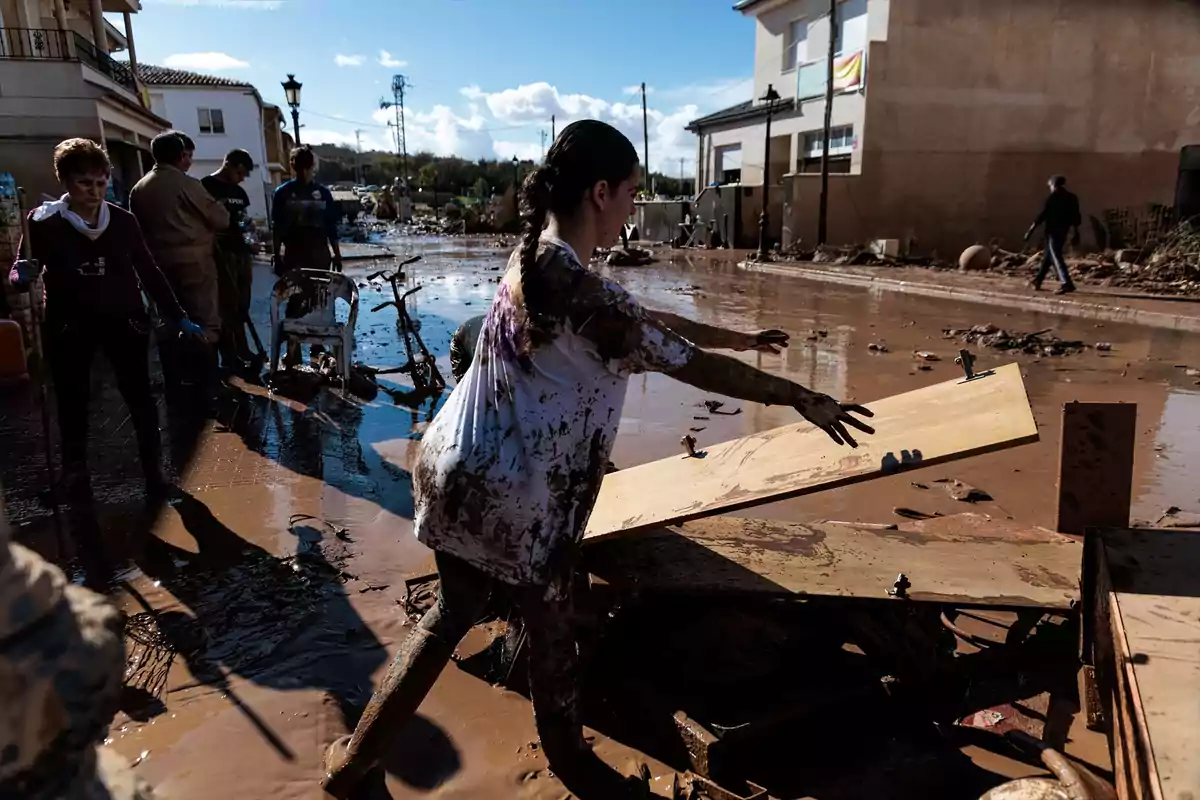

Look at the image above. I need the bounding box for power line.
[303,108,388,128]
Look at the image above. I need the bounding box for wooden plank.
[585,513,1082,610]
[1103,529,1200,800]
[1057,402,1137,535]
[584,363,1038,542]
[1069,404,1136,732]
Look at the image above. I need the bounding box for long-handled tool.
[17,187,66,558]
[215,252,267,371]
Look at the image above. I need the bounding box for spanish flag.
[833,50,864,92]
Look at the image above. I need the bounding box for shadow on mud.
[120,492,386,730]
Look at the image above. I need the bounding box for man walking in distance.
[1025,174,1081,295]
[203,148,257,377]
[130,131,229,389]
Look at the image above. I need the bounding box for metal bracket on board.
[955,349,994,383]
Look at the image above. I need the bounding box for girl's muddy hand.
[794,392,875,448]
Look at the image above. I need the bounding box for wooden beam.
[1102,529,1200,800]
[1056,402,1136,535]
[585,513,1082,610]
[1064,402,1137,734]
[585,363,1038,542]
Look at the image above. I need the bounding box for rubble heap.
[780,242,894,266]
[942,324,1088,356]
[1097,223,1200,295]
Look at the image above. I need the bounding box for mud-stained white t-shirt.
[413,237,696,586]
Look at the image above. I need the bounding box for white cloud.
[145,0,284,7]
[163,52,249,70]
[334,54,365,67]
[464,81,723,174]
[378,50,407,68]
[305,129,393,152]
[492,140,543,162]
[328,77,751,178]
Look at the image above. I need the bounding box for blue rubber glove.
[179,318,205,340]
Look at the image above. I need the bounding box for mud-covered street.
[5,238,1199,799]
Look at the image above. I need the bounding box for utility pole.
[679,157,685,197]
[551,114,556,142]
[354,129,364,185]
[641,82,650,194]
[817,0,837,245]
[380,74,410,183]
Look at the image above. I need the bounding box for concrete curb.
[738,260,1200,334]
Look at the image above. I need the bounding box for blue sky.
[120,0,756,175]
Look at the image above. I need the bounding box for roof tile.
[125,63,253,89]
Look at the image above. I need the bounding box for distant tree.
[418,163,439,191]
[472,177,490,198]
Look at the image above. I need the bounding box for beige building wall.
[0,60,105,200]
[787,0,1200,254]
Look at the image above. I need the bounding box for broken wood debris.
[943,324,1087,356]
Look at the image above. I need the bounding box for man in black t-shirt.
[202,149,256,372]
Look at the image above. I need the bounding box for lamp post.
[757,84,781,260]
[511,155,520,192]
[282,73,302,145]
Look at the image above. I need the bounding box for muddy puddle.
[5,236,1199,798]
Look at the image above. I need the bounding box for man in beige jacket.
[130,131,228,346]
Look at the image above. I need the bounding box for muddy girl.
[321,119,873,796]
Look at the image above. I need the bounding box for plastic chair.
[269,269,359,382]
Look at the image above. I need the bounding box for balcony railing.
[0,28,138,95]
[794,50,865,102]
[0,27,70,60]
[72,32,137,94]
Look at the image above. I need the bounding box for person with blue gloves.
[10,138,204,513]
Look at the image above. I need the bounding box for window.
[198,108,225,135]
[799,125,855,173]
[715,144,742,184]
[782,18,807,72]
[802,125,855,158]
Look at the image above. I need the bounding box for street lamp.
[757,83,781,260]
[511,155,520,192]
[282,73,302,145]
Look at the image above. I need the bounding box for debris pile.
[802,243,892,266]
[604,246,656,266]
[1097,222,1200,295]
[942,324,1087,356]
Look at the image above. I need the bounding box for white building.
[135,64,271,222]
[689,0,877,189]
[0,0,170,204]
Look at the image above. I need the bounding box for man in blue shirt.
[271,145,342,273]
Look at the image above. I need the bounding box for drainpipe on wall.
[89,0,105,52]
[121,11,149,108]
[122,12,139,70]
[52,0,68,33]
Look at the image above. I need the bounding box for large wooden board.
[584,363,1038,542]
[586,513,1082,610]
[1102,529,1200,800]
